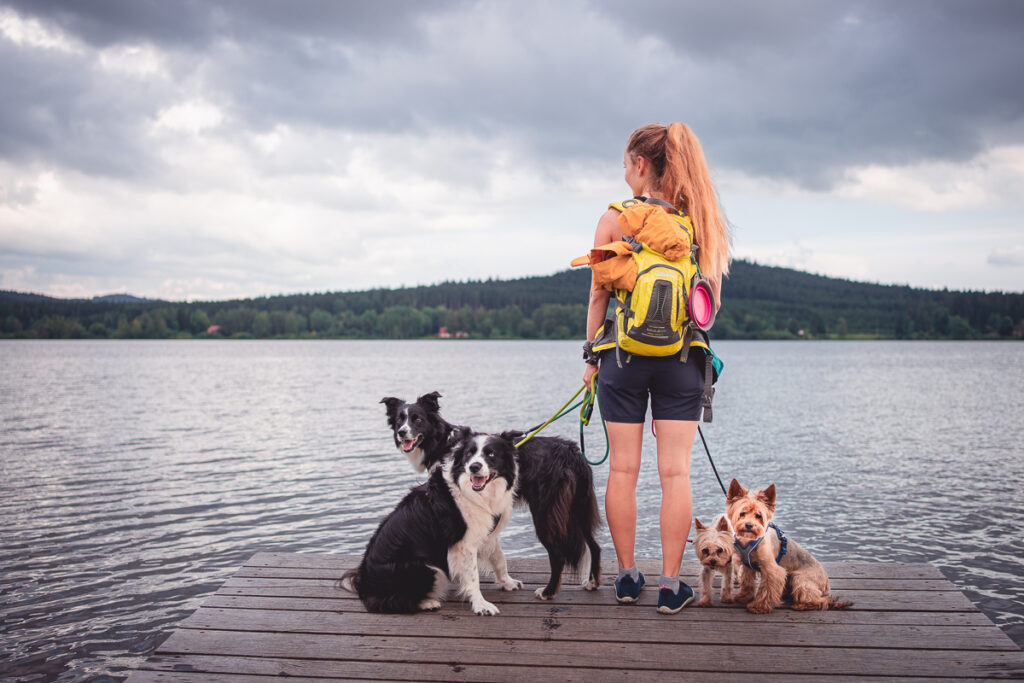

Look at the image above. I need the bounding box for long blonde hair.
[626,122,732,285]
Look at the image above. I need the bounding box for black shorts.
[597,347,706,423]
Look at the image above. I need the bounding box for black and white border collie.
[381,392,602,599]
[341,429,521,615]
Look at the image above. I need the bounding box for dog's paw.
[734,591,754,604]
[534,586,554,600]
[581,577,599,591]
[498,578,523,591]
[720,594,734,604]
[696,597,712,607]
[747,600,773,614]
[472,599,500,616]
[418,598,443,611]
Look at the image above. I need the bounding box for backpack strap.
[590,318,616,352]
[609,196,679,213]
[638,196,679,213]
[685,327,718,423]
[608,198,641,212]
[702,348,715,422]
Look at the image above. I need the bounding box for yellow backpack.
[594,197,714,355]
[587,197,722,421]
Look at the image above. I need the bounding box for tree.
[190,309,211,333]
[933,307,951,337]
[378,306,428,338]
[357,309,378,336]
[948,315,974,339]
[284,311,307,336]
[836,317,848,339]
[309,309,334,334]
[140,311,168,338]
[809,312,826,337]
[252,312,272,337]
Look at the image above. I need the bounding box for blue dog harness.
[734,522,788,570]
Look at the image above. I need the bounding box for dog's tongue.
[401,439,416,452]
[471,475,488,489]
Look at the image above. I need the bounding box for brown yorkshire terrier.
[726,478,852,614]
[693,516,738,606]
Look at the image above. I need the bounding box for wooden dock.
[129,552,1024,681]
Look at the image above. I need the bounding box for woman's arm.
[584,209,621,341]
[583,209,621,383]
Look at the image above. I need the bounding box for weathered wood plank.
[128,673,332,683]
[213,580,978,612]
[200,593,998,627]
[132,654,960,683]
[231,565,954,590]
[245,552,946,579]
[131,553,1022,682]
[153,629,1024,678]
[177,606,1019,651]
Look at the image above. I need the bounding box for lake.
[1,339,1022,680]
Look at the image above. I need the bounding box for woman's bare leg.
[654,419,697,578]
[604,421,644,570]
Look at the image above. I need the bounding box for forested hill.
[2,259,1021,340]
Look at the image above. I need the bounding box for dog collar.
[734,522,787,570]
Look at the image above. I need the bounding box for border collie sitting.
[381,391,602,599]
[340,429,521,615]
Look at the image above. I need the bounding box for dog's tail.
[559,456,603,580]
[337,568,359,593]
[576,460,602,587]
[828,594,854,609]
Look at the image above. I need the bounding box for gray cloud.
[2,0,1023,298]
[0,38,172,178]
[4,0,1021,189]
[600,1,1024,184]
[4,0,461,49]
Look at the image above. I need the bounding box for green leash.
[578,374,609,466]
[514,374,610,466]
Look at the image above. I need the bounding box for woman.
[583,122,730,614]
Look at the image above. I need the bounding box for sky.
[1,0,1022,301]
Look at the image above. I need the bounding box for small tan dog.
[726,478,852,614]
[693,516,737,606]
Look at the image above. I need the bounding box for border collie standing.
[340,429,521,615]
[381,392,602,599]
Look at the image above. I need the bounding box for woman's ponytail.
[663,122,732,289]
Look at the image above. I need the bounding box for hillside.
[2,260,1021,340]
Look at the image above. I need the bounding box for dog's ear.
[449,425,472,449]
[499,429,524,442]
[715,516,731,533]
[757,484,777,512]
[416,391,442,414]
[694,517,706,530]
[727,478,746,502]
[380,397,403,423]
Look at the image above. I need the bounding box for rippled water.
[1,339,1022,679]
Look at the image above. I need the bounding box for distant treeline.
[2,260,1022,340]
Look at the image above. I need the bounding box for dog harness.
[734,522,788,570]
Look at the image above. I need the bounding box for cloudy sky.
[1,0,1022,301]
